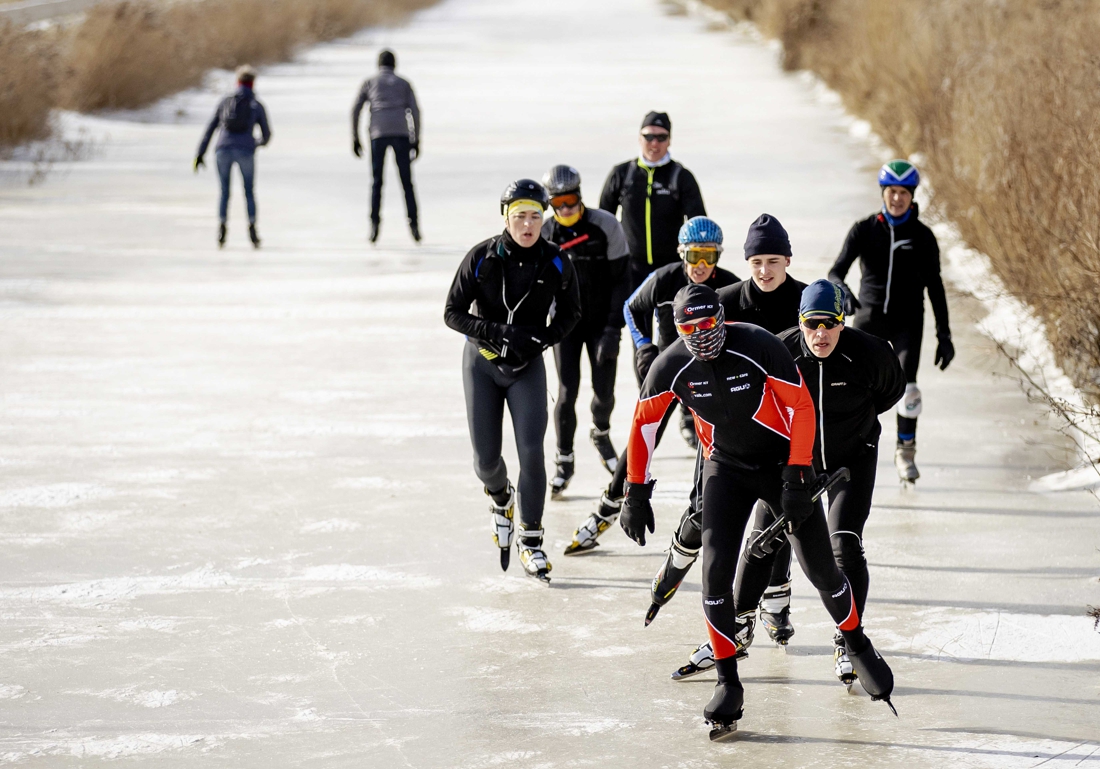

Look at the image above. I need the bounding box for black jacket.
[626,324,816,481]
[599,158,706,273]
[541,207,631,332]
[444,231,582,367]
[828,207,950,338]
[625,262,738,351]
[718,275,808,335]
[778,326,906,470]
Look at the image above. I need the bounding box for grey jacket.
[352,67,420,142]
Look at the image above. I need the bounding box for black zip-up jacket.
[778,326,906,470]
[718,274,808,335]
[625,262,738,351]
[599,158,706,273]
[541,207,631,333]
[444,231,582,367]
[626,324,816,481]
[828,207,950,337]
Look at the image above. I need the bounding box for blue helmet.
[678,216,724,247]
[878,160,920,189]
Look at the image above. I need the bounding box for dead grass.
[0,0,437,147]
[705,0,1100,403]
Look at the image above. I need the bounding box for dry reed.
[705,0,1100,402]
[0,22,59,148]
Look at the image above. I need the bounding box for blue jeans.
[216,147,256,224]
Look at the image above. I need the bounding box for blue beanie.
[799,279,845,321]
[743,214,792,259]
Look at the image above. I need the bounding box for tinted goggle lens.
[681,247,720,266]
[676,316,721,335]
[551,193,580,208]
[641,133,670,143]
[800,316,842,330]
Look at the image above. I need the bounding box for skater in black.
[352,49,421,243]
[563,217,733,556]
[620,284,895,738]
[194,65,271,249]
[540,165,631,497]
[828,161,953,485]
[656,215,808,669]
[444,180,581,583]
[599,112,706,291]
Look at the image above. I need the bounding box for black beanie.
[673,284,720,324]
[641,111,672,132]
[378,50,396,68]
[743,213,792,259]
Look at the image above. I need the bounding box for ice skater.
[828,161,954,485]
[352,49,421,244]
[563,216,736,556]
[540,165,631,495]
[443,180,581,583]
[619,284,895,739]
[193,65,271,249]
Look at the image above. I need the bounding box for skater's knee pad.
[830,530,866,573]
[896,383,922,418]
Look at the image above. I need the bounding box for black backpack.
[221,92,254,134]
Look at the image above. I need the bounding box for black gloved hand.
[595,326,621,366]
[935,335,955,370]
[505,327,546,361]
[634,342,659,383]
[352,137,362,158]
[839,282,861,317]
[620,481,655,546]
[410,141,420,161]
[192,156,205,172]
[780,464,817,533]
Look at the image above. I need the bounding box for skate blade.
[839,675,856,691]
[550,482,570,500]
[671,663,714,681]
[877,697,899,717]
[563,540,599,556]
[644,603,661,626]
[598,459,617,475]
[525,569,551,585]
[706,718,741,742]
[899,479,916,491]
[499,549,510,572]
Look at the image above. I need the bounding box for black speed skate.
[549,452,575,500]
[217,222,227,248]
[759,583,795,646]
[248,223,261,249]
[848,639,897,716]
[589,427,618,474]
[704,680,744,742]
[646,520,700,625]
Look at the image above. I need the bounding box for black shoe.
[410,221,421,242]
[369,221,380,244]
[549,452,575,500]
[217,223,227,248]
[248,224,260,249]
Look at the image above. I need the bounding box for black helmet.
[542,165,581,197]
[500,178,550,215]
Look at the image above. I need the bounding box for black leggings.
[553,324,617,454]
[826,446,878,618]
[699,461,864,662]
[461,342,547,529]
[854,307,922,438]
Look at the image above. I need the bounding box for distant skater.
[194,65,271,249]
[353,49,421,244]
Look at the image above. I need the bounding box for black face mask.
[681,306,726,361]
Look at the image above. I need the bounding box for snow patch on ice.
[449,607,541,634]
[329,615,376,626]
[1,566,237,608]
[0,684,26,699]
[299,518,361,534]
[583,646,634,658]
[0,733,210,761]
[296,564,441,589]
[0,483,114,508]
[81,687,194,708]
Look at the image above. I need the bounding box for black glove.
[410,141,420,161]
[634,342,659,383]
[935,335,955,370]
[352,137,362,158]
[192,156,205,172]
[595,326,620,366]
[620,481,655,546]
[505,327,546,361]
[839,282,861,317]
[780,464,816,533]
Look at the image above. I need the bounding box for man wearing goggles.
[540,165,631,500]
[599,112,706,292]
[563,217,736,556]
[619,283,895,738]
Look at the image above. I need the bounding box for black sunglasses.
[641,133,670,143]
